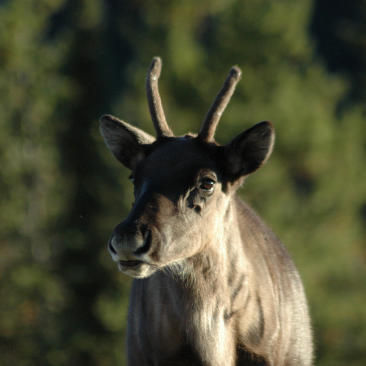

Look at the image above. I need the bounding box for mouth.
[117,259,155,278]
[118,260,143,268]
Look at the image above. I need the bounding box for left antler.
[198,66,242,142]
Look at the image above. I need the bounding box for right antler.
[198,66,242,142]
[145,57,173,138]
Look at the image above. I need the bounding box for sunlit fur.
[100,60,313,366]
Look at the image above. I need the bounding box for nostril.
[108,239,117,255]
[134,229,152,256]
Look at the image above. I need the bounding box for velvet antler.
[198,66,242,142]
[145,57,173,138]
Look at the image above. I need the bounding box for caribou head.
[100,58,274,278]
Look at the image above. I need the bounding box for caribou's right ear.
[100,115,155,170]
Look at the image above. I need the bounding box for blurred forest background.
[0,0,366,365]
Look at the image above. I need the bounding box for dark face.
[100,112,274,278]
[108,137,230,278]
[100,59,274,277]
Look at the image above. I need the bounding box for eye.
[129,174,134,183]
[199,178,215,192]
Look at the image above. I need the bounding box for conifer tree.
[0,1,129,364]
[0,0,71,364]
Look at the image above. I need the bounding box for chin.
[118,261,157,278]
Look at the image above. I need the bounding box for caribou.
[100,58,313,366]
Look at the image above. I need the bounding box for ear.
[100,115,155,170]
[224,121,275,180]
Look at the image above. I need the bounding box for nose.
[108,222,152,261]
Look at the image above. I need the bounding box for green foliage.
[0,0,365,365]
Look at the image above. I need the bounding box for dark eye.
[200,179,215,192]
[129,174,134,183]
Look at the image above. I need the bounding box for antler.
[145,57,173,138]
[198,66,242,142]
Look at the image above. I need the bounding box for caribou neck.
[165,198,249,304]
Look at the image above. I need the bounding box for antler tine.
[145,57,173,138]
[198,66,242,142]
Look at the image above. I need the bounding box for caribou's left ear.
[100,115,155,170]
[224,121,275,180]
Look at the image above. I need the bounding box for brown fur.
[100,59,313,366]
